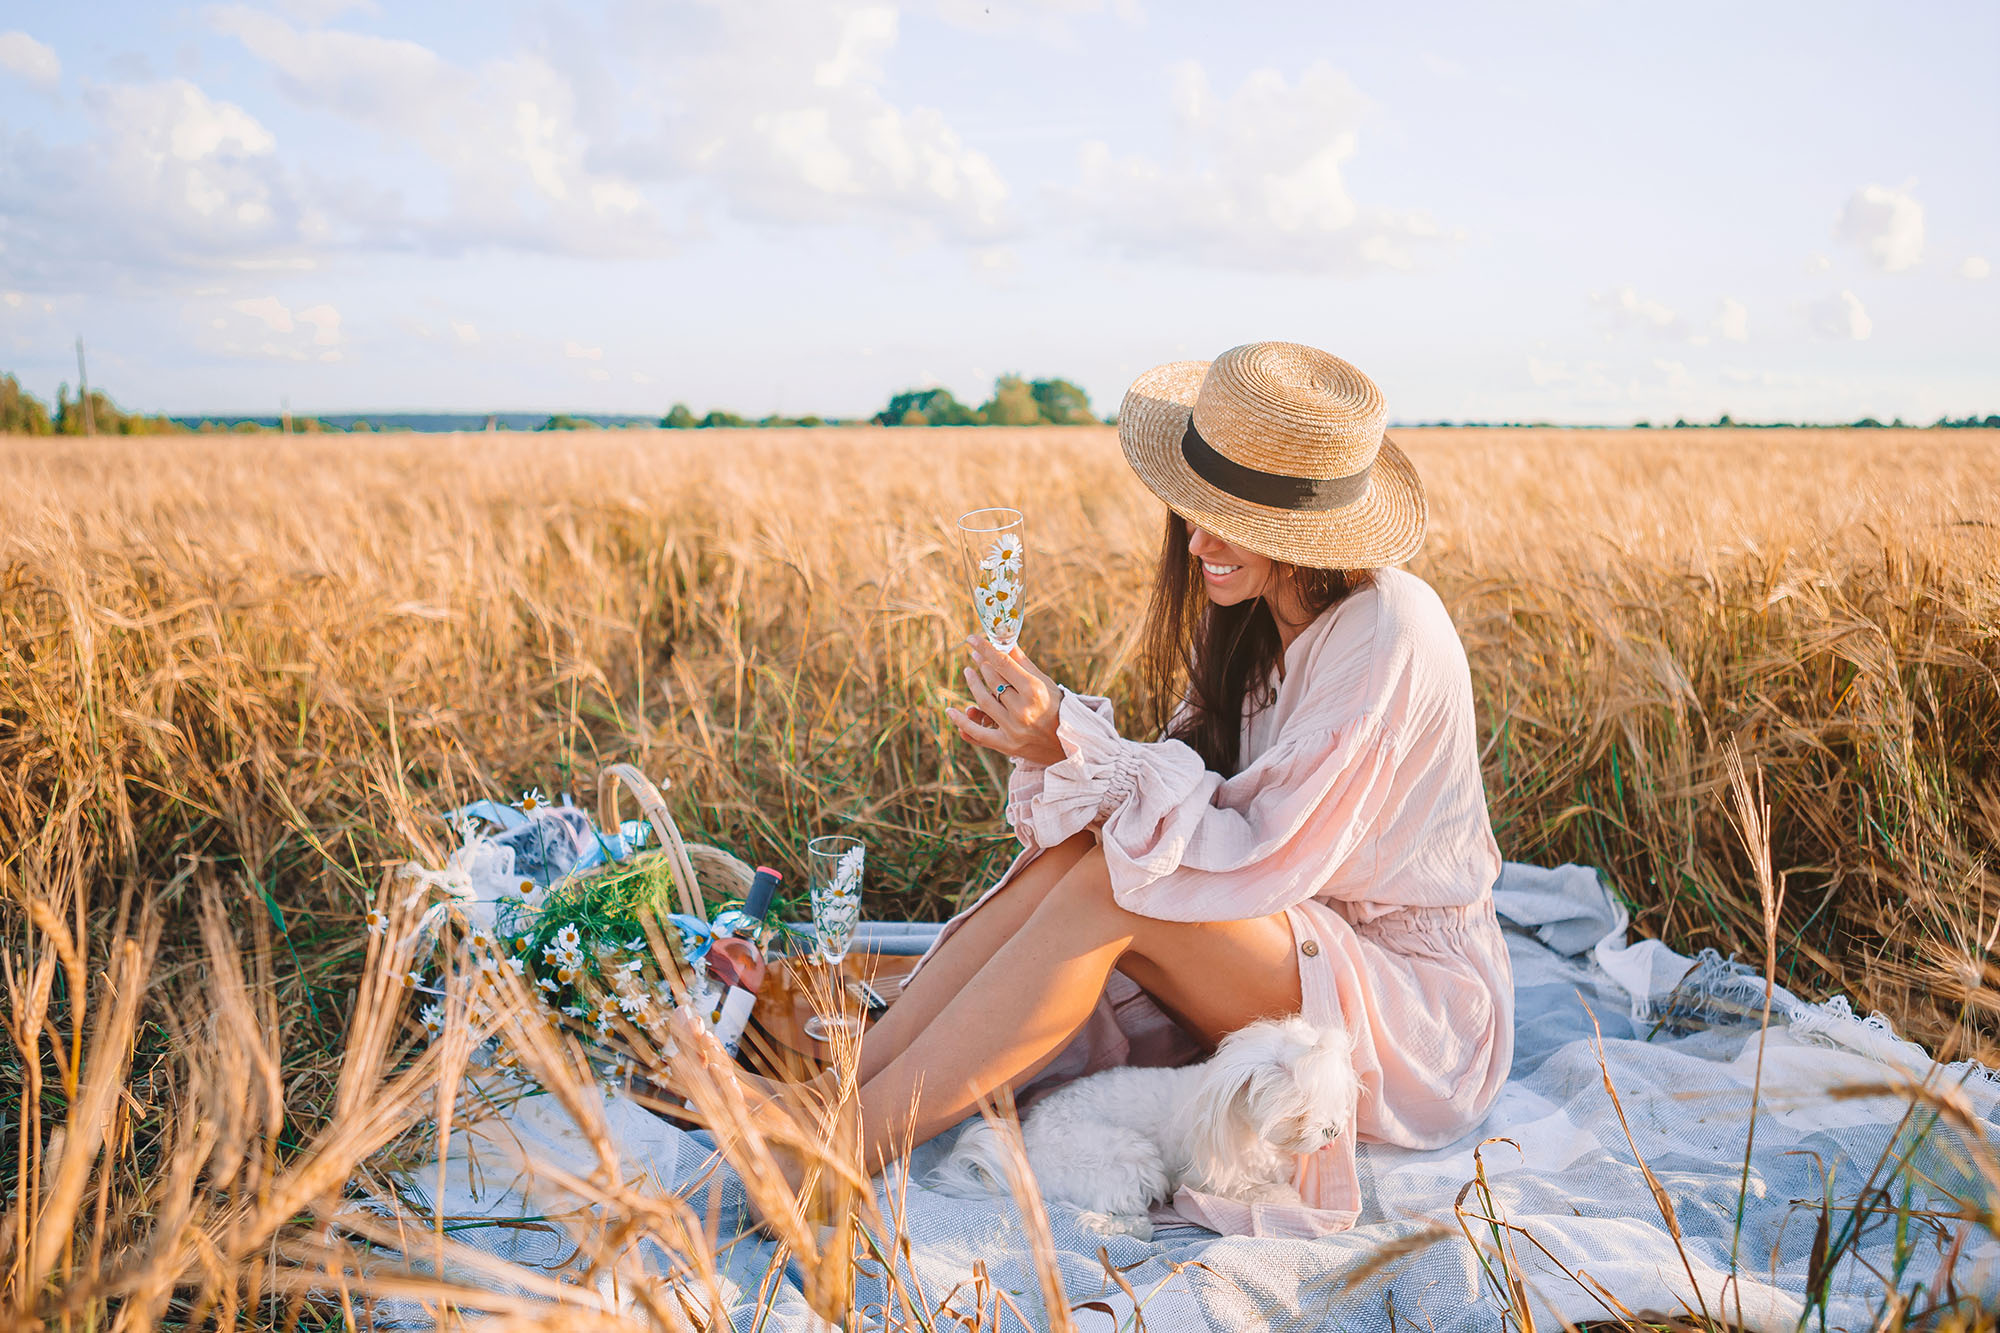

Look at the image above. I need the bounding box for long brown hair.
[1140,512,1371,777]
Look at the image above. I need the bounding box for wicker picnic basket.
[594,761,753,924]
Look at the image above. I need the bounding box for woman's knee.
[1043,843,1121,916]
[1000,832,1095,899]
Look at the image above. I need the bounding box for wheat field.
[4,424,1998,1326]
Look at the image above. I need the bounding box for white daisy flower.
[518,787,548,813]
[834,844,866,897]
[538,977,560,994]
[469,929,494,953]
[554,923,581,951]
[404,969,424,988]
[617,992,649,1015]
[506,956,527,977]
[365,908,387,936]
[516,878,538,898]
[982,534,1024,574]
[562,1004,585,1018]
[419,1004,444,1038]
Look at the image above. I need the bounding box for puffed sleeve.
[1002,691,1117,852]
[1010,688,1401,922]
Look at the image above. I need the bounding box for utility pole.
[75,336,96,435]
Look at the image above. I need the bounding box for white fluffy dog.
[930,1016,1356,1240]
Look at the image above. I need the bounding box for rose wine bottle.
[706,867,782,1056]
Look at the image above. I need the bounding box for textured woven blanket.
[379,863,2000,1330]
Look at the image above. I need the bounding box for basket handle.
[597,763,705,922]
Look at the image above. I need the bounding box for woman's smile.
[1201,560,1242,582]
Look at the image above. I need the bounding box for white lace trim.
[1640,947,2000,1095]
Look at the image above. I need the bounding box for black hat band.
[1180,417,1372,513]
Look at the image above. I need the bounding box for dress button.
[1300,940,1320,958]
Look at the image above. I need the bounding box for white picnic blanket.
[378,863,2000,1330]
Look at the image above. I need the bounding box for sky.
[0,0,1994,424]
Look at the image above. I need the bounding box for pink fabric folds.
[921,568,1513,1237]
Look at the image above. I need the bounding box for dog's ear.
[1186,1037,1270,1194]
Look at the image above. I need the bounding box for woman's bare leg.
[852,832,1092,1084]
[743,833,1093,1102]
[851,844,1301,1173]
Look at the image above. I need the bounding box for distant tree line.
[5,370,1995,436]
[2,373,189,435]
[866,375,1103,427]
[652,375,1105,429]
[1632,412,2000,430]
[653,405,833,429]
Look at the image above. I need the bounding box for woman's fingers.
[963,666,1009,720]
[968,637,1034,692]
[945,706,1005,749]
[1006,645,1059,693]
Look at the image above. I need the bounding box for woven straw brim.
[1118,359,1427,570]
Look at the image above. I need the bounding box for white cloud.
[296,303,341,346]
[1594,286,1684,339]
[208,5,664,257]
[1058,59,1453,273]
[233,295,294,331]
[210,2,1009,251]
[1805,289,1871,341]
[646,3,1011,239]
[1836,183,1924,272]
[1961,256,1990,281]
[205,294,344,360]
[564,341,603,360]
[1804,252,1831,273]
[1527,356,1570,387]
[450,320,480,343]
[1714,297,1749,343]
[0,78,307,285]
[0,30,59,91]
[586,367,611,382]
[1652,358,1693,392]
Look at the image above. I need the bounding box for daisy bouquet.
[385,786,733,1080]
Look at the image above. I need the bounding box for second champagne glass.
[802,834,865,1043]
[956,508,1026,652]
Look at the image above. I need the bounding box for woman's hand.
[946,637,1067,766]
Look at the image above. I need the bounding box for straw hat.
[1118,341,1426,569]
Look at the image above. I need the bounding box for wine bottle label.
[710,985,757,1056]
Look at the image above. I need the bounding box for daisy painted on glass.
[957,507,1027,651]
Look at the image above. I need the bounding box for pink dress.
[920,567,1513,1238]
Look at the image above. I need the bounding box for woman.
[738,341,1512,1236]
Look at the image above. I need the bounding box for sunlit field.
[5,424,1998,1325]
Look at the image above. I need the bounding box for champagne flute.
[802,835,865,1043]
[956,508,1027,652]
